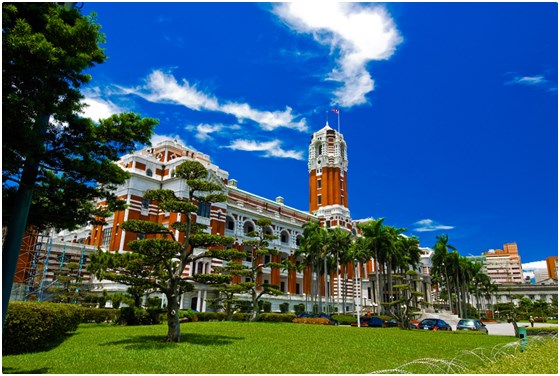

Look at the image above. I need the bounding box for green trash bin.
[518,326,528,352]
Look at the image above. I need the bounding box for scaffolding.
[10,230,95,302]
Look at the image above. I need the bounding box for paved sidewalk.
[452,322,558,336]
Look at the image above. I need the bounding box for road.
[451,322,558,336]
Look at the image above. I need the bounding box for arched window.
[243,221,255,234]
[280,231,289,244]
[146,168,153,177]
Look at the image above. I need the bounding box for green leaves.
[121,220,172,235]
[175,160,208,181]
[189,234,234,248]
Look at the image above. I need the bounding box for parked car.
[351,316,384,327]
[416,318,452,331]
[384,318,399,327]
[384,319,417,329]
[456,319,488,334]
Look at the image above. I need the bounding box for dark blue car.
[416,318,452,331]
[351,316,384,327]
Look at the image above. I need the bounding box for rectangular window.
[295,283,301,295]
[317,179,322,189]
[197,202,211,218]
[317,195,322,206]
[326,220,331,227]
[141,197,150,210]
[280,281,286,292]
[264,255,271,264]
[101,228,112,248]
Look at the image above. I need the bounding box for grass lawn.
[3,322,518,374]
[471,335,558,374]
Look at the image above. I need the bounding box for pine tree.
[90,160,234,342]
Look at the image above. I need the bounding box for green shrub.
[232,313,252,321]
[81,308,118,323]
[262,301,272,313]
[294,303,305,314]
[279,303,289,313]
[196,312,218,321]
[3,302,82,355]
[117,306,159,325]
[331,314,356,325]
[378,315,392,322]
[526,326,558,336]
[258,313,296,322]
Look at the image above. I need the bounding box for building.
[11,121,432,314]
[483,243,523,284]
[10,228,96,302]
[546,256,558,279]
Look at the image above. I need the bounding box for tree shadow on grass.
[2,333,78,356]
[2,367,50,374]
[100,333,244,350]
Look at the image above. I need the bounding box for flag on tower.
[331,109,339,114]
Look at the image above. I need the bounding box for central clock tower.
[308,122,352,230]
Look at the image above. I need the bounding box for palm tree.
[347,236,371,321]
[326,227,353,313]
[431,234,456,313]
[295,221,326,312]
[357,218,385,314]
[383,226,406,308]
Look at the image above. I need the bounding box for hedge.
[258,313,296,322]
[331,314,356,325]
[3,302,82,355]
[195,312,227,321]
[232,313,252,321]
[80,308,118,323]
[116,306,163,325]
[526,327,558,336]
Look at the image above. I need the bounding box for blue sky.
[79,2,557,266]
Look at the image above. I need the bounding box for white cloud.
[185,123,224,142]
[125,70,308,132]
[272,3,402,107]
[80,96,123,121]
[226,139,304,160]
[521,260,547,270]
[412,219,455,233]
[507,75,547,86]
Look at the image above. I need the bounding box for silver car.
[456,319,488,334]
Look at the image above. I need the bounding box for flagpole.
[337,109,340,133]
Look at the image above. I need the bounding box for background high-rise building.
[546,256,558,279]
[483,242,523,284]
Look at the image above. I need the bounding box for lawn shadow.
[100,333,243,350]
[2,333,78,356]
[2,366,50,374]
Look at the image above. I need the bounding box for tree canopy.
[3,3,158,230]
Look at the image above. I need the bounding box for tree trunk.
[377,262,386,313]
[444,266,452,313]
[251,289,259,321]
[387,262,393,305]
[374,252,381,315]
[324,258,328,314]
[165,290,181,342]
